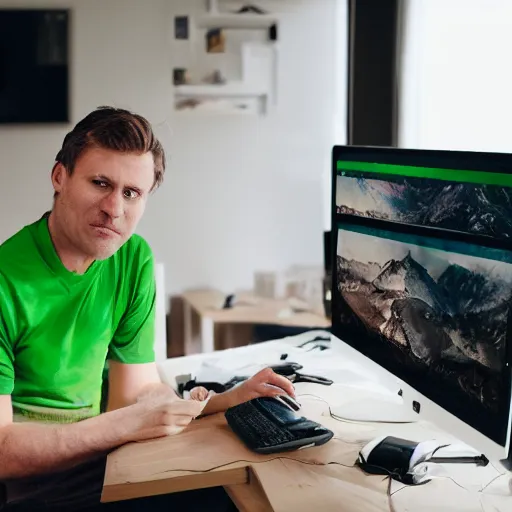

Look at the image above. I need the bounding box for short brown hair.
[54,106,165,190]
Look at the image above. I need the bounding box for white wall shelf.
[174,82,268,116]
[174,82,267,98]
[171,0,277,116]
[174,100,264,116]
[195,14,278,30]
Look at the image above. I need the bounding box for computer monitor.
[330,145,512,465]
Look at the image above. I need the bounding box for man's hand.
[121,384,205,442]
[231,367,296,404]
[201,367,295,416]
[0,385,205,480]
[189,386,214,401]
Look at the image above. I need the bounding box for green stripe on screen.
[337,160,512,187]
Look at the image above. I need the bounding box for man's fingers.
[163,398,204,417]
[163,425,187,436]
[260,369,296,398]
[190,386,209,401]
[260,384,286,398]
[174,415,195,427]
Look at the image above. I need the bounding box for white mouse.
[272,394,301,412]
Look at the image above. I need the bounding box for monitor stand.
[330,391,419,423]
[500,457,512,472]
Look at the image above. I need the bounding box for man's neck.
[47,212,94,275]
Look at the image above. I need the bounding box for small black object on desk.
[269,362,303,376]
[222,294,236,309]
[357,436,420,484]
[289,372,333,386]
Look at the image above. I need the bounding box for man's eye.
[93,180,108,187]
[123,189,139,199]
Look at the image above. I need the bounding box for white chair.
[154,262,167,361]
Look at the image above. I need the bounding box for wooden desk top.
[182,289,331,329]
[103,382,511,511]
[102,397,389,511]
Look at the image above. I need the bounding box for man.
[0,106,295,511]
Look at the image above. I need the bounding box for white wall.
[399,0,512,152]
[0,0,344,298]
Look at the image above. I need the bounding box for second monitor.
[331,145,512,464]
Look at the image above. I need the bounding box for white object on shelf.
[174,82,266,97]
[242,43,272,88]
[207,0,219,14]
[242,42,275,104]
[175,95,264,116]
[174,81,268,115]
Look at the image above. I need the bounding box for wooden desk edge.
[101,466,248,503]
[225,466,275,512]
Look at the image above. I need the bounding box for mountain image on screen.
[336,175,512,239]
[336,231,512,414]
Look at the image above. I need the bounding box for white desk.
[153,332,512,511]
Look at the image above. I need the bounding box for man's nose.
[100,191,124,219]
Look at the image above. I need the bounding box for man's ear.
[51,162,67,194]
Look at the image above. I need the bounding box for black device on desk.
[225,396,334,454]
[323,230,333,319]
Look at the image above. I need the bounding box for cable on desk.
[162,453,507,511]
[151,438,410,486]
[152,452,408,512]
[152,439,492,512]
[479,470,507,493]
[150,454,356,476]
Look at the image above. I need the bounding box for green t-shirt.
[0,214,156,423]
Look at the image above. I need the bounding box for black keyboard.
[225,397,333,454]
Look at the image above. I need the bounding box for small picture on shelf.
[173,68,190,86]
[174,16,189,39]
[206,28,225,53]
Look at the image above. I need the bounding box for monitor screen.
[0,9,69,124]
[332,147,512,448]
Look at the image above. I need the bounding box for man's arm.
[0,391,203,481]
[106,362,295,418]
[0,394,132,480]
[106,361,232,412]
[106,361,166,411]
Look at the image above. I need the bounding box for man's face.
[51,146,155,261]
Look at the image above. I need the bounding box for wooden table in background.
[182,289,330,354]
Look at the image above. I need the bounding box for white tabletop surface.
[157,331,512,511]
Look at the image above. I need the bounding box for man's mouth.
[90,224,121,236]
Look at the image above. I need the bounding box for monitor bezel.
[331,144,512,456]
